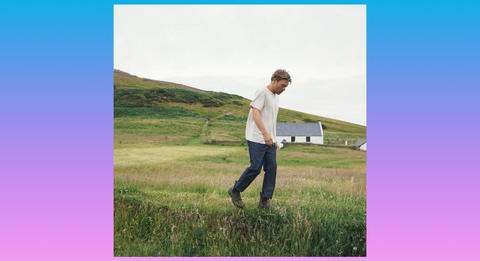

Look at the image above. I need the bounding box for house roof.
[354,139,367,146]
[276,122,323,136]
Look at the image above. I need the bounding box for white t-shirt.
[245,86,279,144]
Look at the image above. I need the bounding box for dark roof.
[276,122,323,136]
[354,139,367,146]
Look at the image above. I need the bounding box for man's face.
[273,79,289,95]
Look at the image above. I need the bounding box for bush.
[114,106,202,119]
[215,115,247,122]
[303,118,317,123]
[114,87,238,108]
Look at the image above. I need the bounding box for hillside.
[113,69,367,257]
[114,69,205,93]
[114,69,366,146]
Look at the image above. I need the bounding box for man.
[228,69,291,210]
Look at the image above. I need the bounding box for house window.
[306,136,310,142]
[291,136,295,142]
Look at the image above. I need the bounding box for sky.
[114,5,366,126]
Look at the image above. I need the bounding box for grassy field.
[114,131,366,257]
[113,71,366,257]
[114,144,366,257]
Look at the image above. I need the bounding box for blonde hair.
[271,69,292,84]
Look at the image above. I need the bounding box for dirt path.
[185,109,246,146]
[222,109,244,116]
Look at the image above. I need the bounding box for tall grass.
[114,118,205,147]
[205,118,246,143]
[113,73,367,257]
[114,160,366,257]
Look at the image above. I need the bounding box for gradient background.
[1,0,479,260]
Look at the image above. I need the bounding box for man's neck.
[267,82,275,95]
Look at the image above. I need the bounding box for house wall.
[295,136,307,143]
[318,122,324,136]
[360,143,366,151]
[276,135,323,145]
[316,122,324,144]
[311,136,324,145]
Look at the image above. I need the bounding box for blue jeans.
[235,140,277,199]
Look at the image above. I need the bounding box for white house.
[354,139,367,151]
[276,122,324,145]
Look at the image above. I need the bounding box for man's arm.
[252,107,274,147]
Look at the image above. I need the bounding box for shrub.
[114,106,202,119]
[303,118,317,123]
[114,87,234,108]
[215,115,247,122]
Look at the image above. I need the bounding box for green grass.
[114,146,366,257]
[114,70,204,92]
[114,160,366,257]
[113,71,366,256]
[114,118,205,147]
[180,143,365,170]
[114,106,203,119]
[113,144,366,257]
[323,132,367,146]
[204,118,247,143]
[278,145,366,169]
[114,87,247,108]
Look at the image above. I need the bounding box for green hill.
[114,69,205,92]
[113,70,367,257]
[114,69,366,147]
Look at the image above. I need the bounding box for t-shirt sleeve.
[250,88,265,111]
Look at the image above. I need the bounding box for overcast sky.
[114,5,366,126]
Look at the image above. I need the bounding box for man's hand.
[263,132,274,147]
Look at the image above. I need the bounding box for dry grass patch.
[114,146,241,165]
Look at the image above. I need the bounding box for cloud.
[114,5,366,126]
